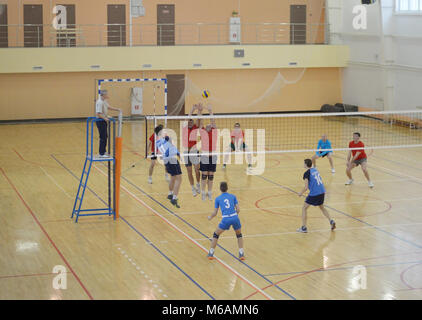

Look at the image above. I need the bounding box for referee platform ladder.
[72,115,123,223]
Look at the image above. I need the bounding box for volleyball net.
[145,110,422,158]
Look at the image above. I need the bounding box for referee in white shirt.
[95,90,120,157]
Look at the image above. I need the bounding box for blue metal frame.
[71,117,116,223]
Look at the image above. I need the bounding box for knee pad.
[202,174,208,180]
[236,233,243,239]
[208,175,214,181]
[213,232,219,239]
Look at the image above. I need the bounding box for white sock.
[173,195,178,200]
[168,191,173,196]
[209,248,215,254]
[196,183,200,189]
[239,248,244,254]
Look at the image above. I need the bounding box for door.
[157,4,175,46]
[108,4,126,46]
[56,4,75,47]
[24,4,43,47]
[290,5,306,44]
[0,5,7,48]
[166,74,185,115]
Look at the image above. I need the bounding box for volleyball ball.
[202,90,210,99]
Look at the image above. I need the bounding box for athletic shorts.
[200,155,217,172]
[306,193,325,206]
[150,152,157,160]
[317,152,332,158]
[165,161,182,176]
[218,216,242,231]
[230,142,247,152]
[184,148,200,167]
[353,158,367,166]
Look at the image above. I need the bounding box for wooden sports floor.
[1,119,422,300]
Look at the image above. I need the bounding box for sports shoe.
[99,153,111,158]
[331,168,336,173]
[368,181,374,188]
[222,164,227,169]
[207,252,215,260]
[239,252,245,261]
[148,177,152,184]
[248,164,252,168]
[297,226,308,233]
[192,188,198,197]
[207,193,213,201]
[167,194,173,200]
[171,199,180,208]
[345,179,354,185]
[330,220,336,231]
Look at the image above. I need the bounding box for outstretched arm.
[207,104,216,128]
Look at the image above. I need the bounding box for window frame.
[395,0,422,15]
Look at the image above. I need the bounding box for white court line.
[158,222,422,243]
[116,246,168,299]
[39,166,72,198]
[94,165,275,301]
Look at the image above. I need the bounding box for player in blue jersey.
[156,135,182,208]
[297,159,336,233]
[312,134,335,173]
[207,182,245,260]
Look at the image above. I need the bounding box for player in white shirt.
[95,90,120,157]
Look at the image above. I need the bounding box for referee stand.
[72,113,123,223]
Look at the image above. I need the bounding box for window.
[396,0,422,13]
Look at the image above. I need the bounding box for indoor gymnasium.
[1,0,422,302]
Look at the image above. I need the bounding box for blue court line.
[256,175,422,250]
[119,174,297,300]
[264,259,422,277]
[50,154,215,300]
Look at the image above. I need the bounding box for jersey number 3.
[224,199,230,209]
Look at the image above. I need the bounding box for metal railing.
[0,22,329,48]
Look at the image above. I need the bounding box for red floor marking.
[13,148,58,168]
[255,191,392,219]
[0,272,69,280]
[0,168,93,300]
[400,262,422,289]
[242,251,422,300]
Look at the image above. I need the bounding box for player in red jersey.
[345,132,374,188]
[182,104,202,196]
[199,104,218,201]
[222,122,252,170]
[147,124,169,184]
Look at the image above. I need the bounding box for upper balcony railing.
[0,22,329,48]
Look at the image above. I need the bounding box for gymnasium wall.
[327,0,422,111]
[0,67,343,120]
[4,0,326,46]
